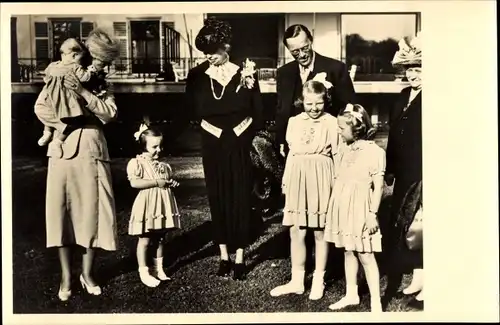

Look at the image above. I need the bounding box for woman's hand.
[364,212,379,235]
[63,72,85,95]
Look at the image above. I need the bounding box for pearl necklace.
[210,78,226,100]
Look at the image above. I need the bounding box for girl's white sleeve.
[126,159,143,180]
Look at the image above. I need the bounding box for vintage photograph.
[6,1,472,318]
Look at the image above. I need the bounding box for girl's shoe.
[216,259,232,277]
[270,270,305,297]
[153,258,171,281]
[58,287,72,302]
[79,274,102,296]
[233,263,246,281]
[328,296,360,310]
[38,131,53,146]
[138,267,161,287]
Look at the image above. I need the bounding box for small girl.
[127,124,181,287]
[36,37,96,157]
[324,104,385,312]
[270,80,339,301]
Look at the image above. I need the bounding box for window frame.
[339,12,421,82]
[128,17,162,75]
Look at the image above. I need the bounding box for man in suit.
[274,24,356,156]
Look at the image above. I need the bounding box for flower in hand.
[166,179,180,188]
[364,212,379,235]
[237,58,256,92]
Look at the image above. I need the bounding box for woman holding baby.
[35,28,120,301]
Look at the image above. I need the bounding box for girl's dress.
[324,140,386,252]
[282,112,339,229]
[127,154,181,235]
[42,61,93,124]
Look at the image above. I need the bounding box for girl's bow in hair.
[134,123,149,141]
[344,103,363,121]
[311,72,333,89]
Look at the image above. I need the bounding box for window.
[33,18,94,71]
[50,18,82,61]
[130,20,161,74]
[341,13,420,81]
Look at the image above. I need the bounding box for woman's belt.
[200,117,253,138]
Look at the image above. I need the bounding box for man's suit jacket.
[274,52,356,147]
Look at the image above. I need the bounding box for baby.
[36,37,97,157]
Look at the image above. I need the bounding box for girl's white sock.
[153,258,171,281]
[309,270,326,300]
[139,266,160,287]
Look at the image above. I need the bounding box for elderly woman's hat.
[392,32,421,67]
[85,28,120,64]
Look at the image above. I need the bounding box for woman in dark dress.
[382,33,423,310]
[185,18,264,280]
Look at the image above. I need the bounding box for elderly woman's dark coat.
[385,87,422,234]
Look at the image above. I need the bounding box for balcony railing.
[14,55,405,85]
[13,57,289,83]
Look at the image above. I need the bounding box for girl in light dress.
[126,124,181,287]
[324,104,386,312]
[270,80,339,301]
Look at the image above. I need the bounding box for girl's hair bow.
[311,72,333,89]
[134,123,149,141]
[344,103,364,121]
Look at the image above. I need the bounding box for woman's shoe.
[58,287,72,302]
[216,259,232,277]
[233,263,246,281]
[79,274,102,296]
[403,269,423,295]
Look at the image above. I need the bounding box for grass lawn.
[11,154,420,314]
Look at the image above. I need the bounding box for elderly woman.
[34,28,120,301]
[185,18,264,281]
[382,33,423,310]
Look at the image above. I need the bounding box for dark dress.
[384,87,422,246]
[185,61,264,250]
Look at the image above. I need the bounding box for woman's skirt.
[201,124,254,250]
[282,154,334,229]
[45,156,117,250]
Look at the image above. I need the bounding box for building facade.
[12,12,421,89]
[10,11,421,157]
